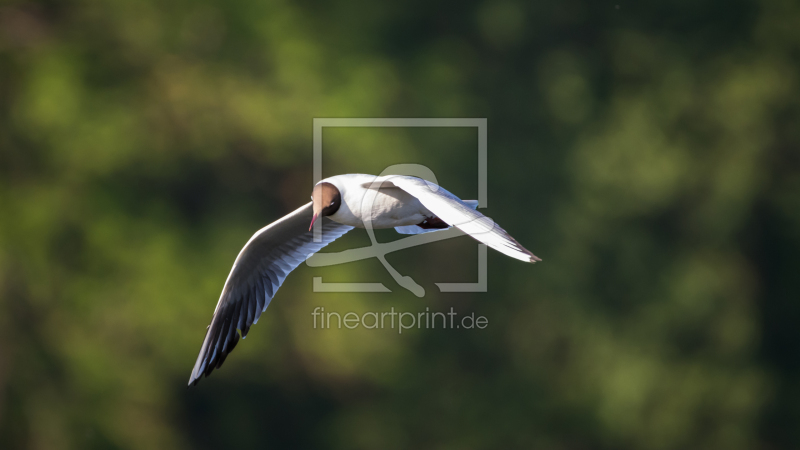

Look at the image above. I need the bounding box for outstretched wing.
[376,176,540,263]
[189,202,353,386]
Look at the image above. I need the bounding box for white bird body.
[322,174,431,228]
[188,173,540,386]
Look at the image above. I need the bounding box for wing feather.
[188,202,352,386]
[382,176,540,263]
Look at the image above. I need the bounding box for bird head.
[309,182,342,230]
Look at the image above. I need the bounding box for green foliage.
[1,0,799,448]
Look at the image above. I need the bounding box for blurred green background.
[2,0,800,448]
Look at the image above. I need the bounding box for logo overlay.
[307,118,488,297]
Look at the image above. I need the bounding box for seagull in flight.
[188,174,540,386]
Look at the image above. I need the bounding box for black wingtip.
[188,329,244,387]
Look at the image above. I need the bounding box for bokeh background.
[2,0,800,448]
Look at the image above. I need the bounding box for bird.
[188,174,540,386]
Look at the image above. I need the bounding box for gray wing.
[369,176,540,263]
[189,202,353,386]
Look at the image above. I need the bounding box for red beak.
[309,213,319,231]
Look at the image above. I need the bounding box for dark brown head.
[309,182,341,230]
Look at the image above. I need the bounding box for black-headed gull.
[188,174,539,385]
